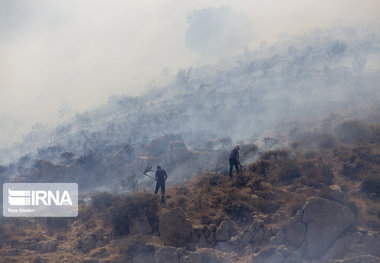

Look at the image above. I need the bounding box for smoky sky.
[185,7,252,58]
[1,0,380,148]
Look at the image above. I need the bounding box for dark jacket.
[229,149,239,160]
[155,169,167,182]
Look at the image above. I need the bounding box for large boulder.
[154,246,179,263]
[302,197,355,259]
[285,218,306,248]
[334,255,380,263]
[215,220,237,241]
[321,232,362,261]
[179,248,230,263]
[353,231,380,257]
[254,246,285,263]
[159,207,192,247]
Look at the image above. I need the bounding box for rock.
[159,208,192,247]
[239,230,254,247]
[254,246,285,263]
[283,251,304,263]
[302,197,355,258]
[214,242,234,253]
[81,259,103,263]
[215,220,236,241]
[226,230,252,251]
[180,248,229,263]
[357,231,380,257]
[285,218,306,248]
[251,219,264,231]
[334,255,380,263]
[269,230,285,246]
[154,246,179,263]
[78,234,96,253]
[252,228,265,245]
[189,226,203,243]
[329,185,342,192]
[196,235,209,248]
[278,245,292,257]
[207,231,216,242]
[132,251,154,263]
[321,232,362,261]
[203,224,217,238]
[246,219,265,245]
[321,185,347,205]
[36,239,58,253]
[89,247,109,258]
[33,256,49,263]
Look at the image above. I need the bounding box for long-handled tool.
[143,165,155,180]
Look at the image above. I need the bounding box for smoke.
[1,25,379,163]
[2,0,380,149]
[185,6,252,58]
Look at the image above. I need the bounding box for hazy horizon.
[1,0,380,147]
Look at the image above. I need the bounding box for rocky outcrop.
[215,220,237,242]
[285,210,306,249]
[154,246,180,263]
[254,246,285,263]
[321,232,363,261]
[334,255,380,263]
[302,197,355,259]
[180,248,233,263]
[159,208,192,247]
[353,231,380,257]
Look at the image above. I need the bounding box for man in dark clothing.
[229,145,240,178]
[154,165,168,199]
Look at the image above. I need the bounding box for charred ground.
[0,119,379,262]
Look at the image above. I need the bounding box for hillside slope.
[1,120,379,263]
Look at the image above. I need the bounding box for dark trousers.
[154,180,165,195]
[229,157,240,178]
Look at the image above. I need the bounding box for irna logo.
[8,189,73,206]
[3,183,78,217]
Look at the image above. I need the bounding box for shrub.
[362,175,380,197]
[254,199,279,214]
[91,192,115,210]
[249,160,271,177]
[299,161,333,187]
[336,120,370,145]
[271,158,301,185]
[108,196,133,235]
[44,217,71,232]
[222,190,252,217]
[108,193,159,235]
[261,150,288,161]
